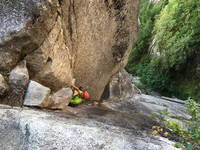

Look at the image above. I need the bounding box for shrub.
[126,0,200,102]
[154,98,200,150]
[127,0,168,65]
[134,64,174,95]
[151,0,200,71]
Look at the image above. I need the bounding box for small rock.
[101,69,134,100]
[24,80,51,107]
[131,76,141,85]
[0,74,9,97]
[9,61,29,87]
[8,60,29,106]
[50,88,73,109]
[0,51,20,72]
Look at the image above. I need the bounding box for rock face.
[0,0,139,100]
[103,94,191,119]
[0,74,9,97]
[0,104,179,150]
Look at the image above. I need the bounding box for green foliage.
[154,98,200,149]
[183,99,200,149]
[126,0,200,102]
[165,120,184,135]
[186,98,200,121]
[151,0,200,71]
[127,0,168,65]
[185,122,200,149]
[174,79,200,103]
[156,108,170,122]
[133,64,174,96]
[126,0,171,96]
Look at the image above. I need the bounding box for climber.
[69,84,90,106]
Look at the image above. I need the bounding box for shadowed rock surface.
[8,61,29,106]
[0,74,9,97]
[0,103,179,150]
[101,69,135,100]
[0,0,139,101]
[103,94,191,120]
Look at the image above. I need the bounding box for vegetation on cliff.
[127,0,200,102]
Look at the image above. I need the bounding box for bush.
[151,0,200,71]
[127,0,168,64]
[126,0,200,102]
[153,98,200,150]
[186,99,200,121]
[134,64,174,95]
[126,0,171,96]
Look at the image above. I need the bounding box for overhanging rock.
[0,0,140,101]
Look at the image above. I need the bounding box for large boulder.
[0,0,139,100]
